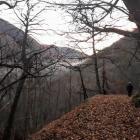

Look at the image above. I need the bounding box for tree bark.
[122,0,140,32]
[92,30,102,94]
[69,69,72,111]
[2,2,30,139]
[2,73,27,140]
[79,68,88,100]
[102,60,106,95]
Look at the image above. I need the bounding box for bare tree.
[0,0,24,9]
[0,1,61,140]
[45,0,140,94]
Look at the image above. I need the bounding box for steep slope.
[33,35,140,130]
[42,36,140,122]
[0,18,43,55]
[0,18,86,62]
[28,95,140,140]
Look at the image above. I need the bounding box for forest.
[0,0,140,139]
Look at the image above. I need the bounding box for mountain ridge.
[0,18,86,62]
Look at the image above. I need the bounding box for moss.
[131,92,140,108]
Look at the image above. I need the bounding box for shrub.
[131,92,140,108]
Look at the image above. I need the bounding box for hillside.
[49,35,140,98]
[0,18,86,62]
[1,18,140,139]
[0,18,87,138]
[28,95,140,140]
[41,36,140,124]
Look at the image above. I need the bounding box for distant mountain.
[46,35,140,100]
[42,45,86,63]
[0,18,24,40]
[0,18,86,63]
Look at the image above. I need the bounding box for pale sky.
[0,0,137,55]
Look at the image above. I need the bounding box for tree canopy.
[50,0,140,39]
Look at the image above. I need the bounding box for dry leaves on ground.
[28,95,140,140]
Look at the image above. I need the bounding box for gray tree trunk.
[2,4,30,139]
[92,30,102,94]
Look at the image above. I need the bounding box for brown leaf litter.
[28,95,140,140]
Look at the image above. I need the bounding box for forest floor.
[28,95,140,140]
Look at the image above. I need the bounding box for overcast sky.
[0,0,136,55]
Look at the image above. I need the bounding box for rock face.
[28,95,140,140]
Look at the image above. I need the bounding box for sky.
[0,0,137,55]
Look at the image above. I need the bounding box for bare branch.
[0,0,23,9]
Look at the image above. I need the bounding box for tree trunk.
[122,0,140,32]
[69,69,72,111]
[102,60,106,95]
[2,73,26,140]
[92,30,102,94]
[2,3,30,139]
[79,68,88,100]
